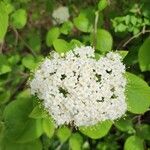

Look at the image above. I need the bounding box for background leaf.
[136,124,150,140]
[98,0,108,11]
[138,37,150,71]
[124,135,144,150]
[79,120,112,139]
[69,133,83,150]
[3,97,43,143]
[42,117,55,138]
[56,126,71,143]
[11,9,27,29]
[46,27,60,47]
[126,72,150,114]
[91,29,113,53]
[53,39,70,54]
[0,5,8,42]
[73,13,92,33]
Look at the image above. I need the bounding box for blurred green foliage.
[0,0,150,149]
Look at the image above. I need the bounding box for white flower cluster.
[30,46,127,127]
[52,6,70,24]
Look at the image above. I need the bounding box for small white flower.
[30,46,127,127]
[52,6,70,24]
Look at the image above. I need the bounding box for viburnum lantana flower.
[30,46,127,127]
[52,6,70,25]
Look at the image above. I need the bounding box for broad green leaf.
[0,65,11,75]
[69,133,83,150]
[117,23,127,32]
[0,1,14,14]
[0,8,8,42]
[91,29,113,53]
[29,105,47,119]
[17,119,43,143]
[79,120,112,139]
[114,117,135,133]
[69,39,83,49]
[73,13,92,33]
[98,0,108,11]
[126,72,150,114]
[53,39,70,54]
[138,37,150,71]
[136,124,150,140]
[60,21,73,35]
[95,53,102,60]
[124,135,144,150]
[22,54,37,70]
[8,54,20,65]
[11,9,27,29]
[3,97,43,143]
[46,27,60,47]
[16,89,30,99]
[42,117,55,138]
[0,54,11,75]
[57,126,71,143]
[1,138,42,150]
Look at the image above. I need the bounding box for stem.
[137,115,141,125]
[56,142,64,150]
[123,29,150,48]
[12,27,37,57]
[13,27,19,46]
[93,10,99,48]
[8,76,29,103]
[19,34,37,57]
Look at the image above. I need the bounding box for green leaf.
[73,13,92,33]
[57,126,71,143]
[117,50,128,59]
[0,1,14,14]
[98,0,108,11]
[3,97,43,143]
[29,105,47,119]
[17,119,43,143]
[60,21,73,35]
[0,7,8,42]
[116,23,127,32]
[42,117,55,138]
[11,9,27,29]
[69,133,83,150]
[16,89,30,99]
[136,124,150,140]
[46,27,60,47]
[69,39,83,49]
[124,135,144,150]
[0,54,11,75]
[130,16,137,26]
[126,72,150,114]
[53,39,70,54]
[91,29,113,53]
[1,138,42,150]
[114,117,135,133]
[0,65,11,75]
[79,120,112,139]
[8,54,20,65]
[22,54,37,70]
[138,37,150,71]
